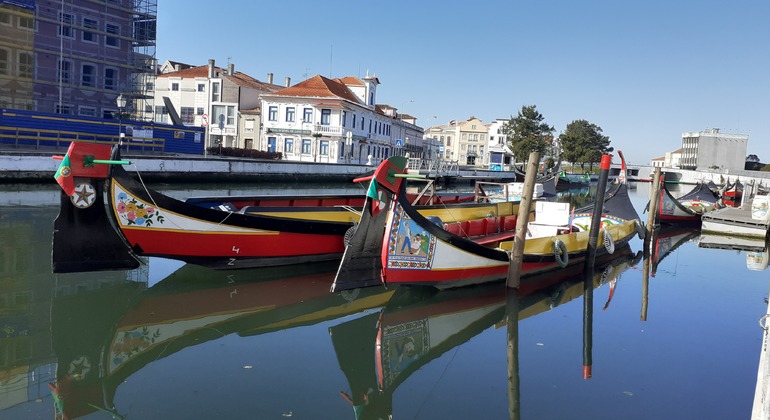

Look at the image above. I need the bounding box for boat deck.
[701,205,770,239]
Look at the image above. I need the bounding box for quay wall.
[0,151,518,184]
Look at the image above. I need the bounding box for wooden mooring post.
[507,151,539,288]
[645,167,662,247]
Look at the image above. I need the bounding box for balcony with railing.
[313,124,343,136]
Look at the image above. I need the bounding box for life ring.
[553,239,569,268]
[603,229,615,254]
[635,219,646,240]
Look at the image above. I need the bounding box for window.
[106,24,119,47]
[180,107,194,124]
[320,140,329,156]
[321,109,331,125]
[82,18,98,43]
[196,107,204,115]
[303,108,312,123]
[56,60,72,84]
[284,138,294,153]
[18,53,32,78]
[81,64,95,87]
[211,82,220,101]
[286,107,295,122]
[226,106,235,125]
[55,104,72,115]
[352,114,356,128]
[197,83,205,92]
[58,12,74,38]
[302,139,311,154]
[0,12,9,26]
[0,49,7,75]
[342,111,347,127]
[19,16,33,30]
[360,116,364,129]
[104,68,116,90]
[78,106,96,117]
[154,105,168,122]
[171,82,179,91]
[145,82,153,91]
[268,106,277,121]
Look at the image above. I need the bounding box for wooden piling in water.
[507,151,539,289]
[645,167,662,246]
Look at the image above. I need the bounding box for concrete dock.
[701,205,770,240]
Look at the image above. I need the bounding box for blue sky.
[157,1,769,165]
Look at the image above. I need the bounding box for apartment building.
[0,0,156,118]
[486,118,513,170]
[680,128,748,171]
[259,73,425,164]
[150,59,283,149]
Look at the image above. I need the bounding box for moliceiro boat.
[647,178,721,225]
[333,151,644,290]
[51,143,477,272]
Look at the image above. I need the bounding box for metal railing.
[0,125,165,153]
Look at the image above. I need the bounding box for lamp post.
[116,94,126,144]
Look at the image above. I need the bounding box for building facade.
[259,74,424,164]
[150,59,283,149]
[0,0,157,119]
[680,128,748,171]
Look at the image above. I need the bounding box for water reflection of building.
[0,206,145,414]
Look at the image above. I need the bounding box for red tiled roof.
[271,75,364,105]
[337,76,364,86]
[157,65,279,92]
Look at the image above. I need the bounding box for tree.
[558,119,612,172]
[747,154,760,163]
[502,105,555,164]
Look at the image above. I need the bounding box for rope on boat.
[129,164,236,231]
[336,205,362,217]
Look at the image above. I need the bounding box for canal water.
[1,182,767,419]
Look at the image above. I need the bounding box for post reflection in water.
[4,184,770,419]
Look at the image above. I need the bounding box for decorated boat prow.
[52,142,141,273]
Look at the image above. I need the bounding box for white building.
[149,59,283,149]
[259,74,424,164]
[680,128,748,171]
[486,119,513,170]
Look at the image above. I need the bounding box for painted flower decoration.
[116,193,165,226]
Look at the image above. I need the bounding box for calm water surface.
[1,182,767,419]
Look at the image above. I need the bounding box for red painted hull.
[121,228,344,258]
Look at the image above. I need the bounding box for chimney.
[285,76,291,87]
[227,63,234,76]
[207,59,215,78]
[267,73,273,84]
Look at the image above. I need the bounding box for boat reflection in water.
[647,225,701,277]
[49,261,395,419]
[330,246,642,419]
